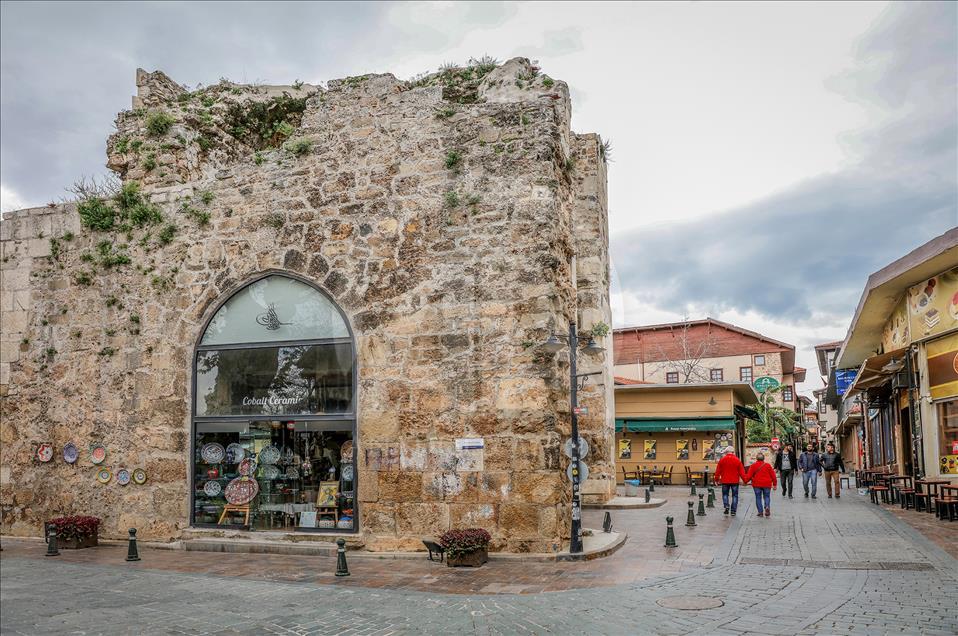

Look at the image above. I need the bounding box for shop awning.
[615,417,736,432]
[735,405,760,421]
[851,347,907,392]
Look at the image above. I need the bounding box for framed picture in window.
[317,481,339,507]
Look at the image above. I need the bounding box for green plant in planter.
[440,528,491,564]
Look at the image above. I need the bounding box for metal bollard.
[644,488,651,503]
[335,537,350,577]
[664,516,677,548]
[45,529,60,557]
[125,528,141,562]
[649,481,655,493]
[707,487,715,508]
[697,493,707,516]
[602,511,613,533]
[685,501,697,527]
[690,481,697,496]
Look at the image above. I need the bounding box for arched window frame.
[189,271,358,533]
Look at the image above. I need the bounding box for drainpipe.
[907,345,924,479]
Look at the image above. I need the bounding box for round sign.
[563,437,590,459]
[566,461,590,483]
[771,437,780,451]
[753,376,780,393]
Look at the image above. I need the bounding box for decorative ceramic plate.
[132,468,147,485]
[201,442,226,464]
[90,444,107,465]
[340,440,353,461]
[263,465,281,480]
[203,480,222,497]
[341,463,354,481]
[116,468,131,486]
[96,468,112,484]
[225,443,245,464]
[238,458,257,477]
[282,447,294,465]
[63,442,79,464]
[224,477,259,505]
[259,445,281,465]
[36,443,54,463]
[285,466,299,479]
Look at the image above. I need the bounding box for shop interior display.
[193,421,355,531]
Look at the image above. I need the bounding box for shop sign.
[241,395,306,407]
[455,438,484,450]
[753,376,780,393]
[927,332,958,401]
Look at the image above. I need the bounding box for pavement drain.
[739,557,934,571]
[655,596,725,610]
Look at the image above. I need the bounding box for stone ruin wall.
[0,58,614,552]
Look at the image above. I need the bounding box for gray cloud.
[612,2,957,324]
[0,1,517,207]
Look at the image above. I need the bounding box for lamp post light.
[539,321,604,554]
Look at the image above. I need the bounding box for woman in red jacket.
[744,452,778,517]
[714,447,747,516]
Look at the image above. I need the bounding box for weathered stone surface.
[0,57,613,551]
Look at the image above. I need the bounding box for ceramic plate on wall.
[238,458,257,476]
[116,469,131,486]
[36,443,54,463]
[341,464,354,481]
[201,443,226,464]
[96,468,112,484]
[225,443,245,464]
[263,465,281,480]
[285,466,299,479]
[203,480,222,497]
[63,442,79,464]
[132,468,147,485]
[340,440,353,461]
[90,444,107,465]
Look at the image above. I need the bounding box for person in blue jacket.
[798,442,823,498]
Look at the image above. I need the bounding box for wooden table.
[915,479,951,514]
[882,475,912,505]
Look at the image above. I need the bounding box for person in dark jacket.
[821,442,846,498]
[773,443,797,499]
[798,443,823,498]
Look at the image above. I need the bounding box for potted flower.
[46,516,101,549]
[440,528,491,567]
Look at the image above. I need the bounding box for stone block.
[498,503,541,538]
[395,502,448,535]
[449,502,498,531]
[378,471,423,502]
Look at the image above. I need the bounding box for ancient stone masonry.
[0,57,614,552]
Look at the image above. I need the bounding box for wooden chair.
[935,496,958,521]
[869,485,890,505]
[622,465,639,482]
[664,466,674,485]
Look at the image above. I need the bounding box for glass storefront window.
[192,274,356,532]
[194,421,356,531]
[196,343,353,416]
[937,400,958,475]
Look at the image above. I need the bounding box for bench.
[422,537,445,562]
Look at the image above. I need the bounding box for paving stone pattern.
[2,488,956,635]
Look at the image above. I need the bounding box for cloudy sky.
[2,1,956,393]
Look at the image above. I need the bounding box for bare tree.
[648,317,719,383]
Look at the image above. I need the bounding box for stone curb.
[583,498,666,510]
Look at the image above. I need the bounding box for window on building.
[782,385,793,402]
[710,369,723,382]
[819,401,827,415]
[192,274,357,533]
[937,400,958,473]
[740,367,752,383]
[754,355,766,366]
[666,372,679,384]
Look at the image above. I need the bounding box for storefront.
[613,383,753,484]
[191,273,358,532]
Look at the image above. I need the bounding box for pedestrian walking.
[773,443,797,499]
[744,452,778,517]
[798,443,823,498]
[821,442,846,498]
[714,446,747,516]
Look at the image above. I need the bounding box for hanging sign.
[567,461,589,483]
[753,376,780,393]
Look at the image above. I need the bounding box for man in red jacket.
[744,452,778,517]
[714,447,747,516]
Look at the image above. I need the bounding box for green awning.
[615,417,736,433]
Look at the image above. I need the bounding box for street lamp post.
[540,321,604,554]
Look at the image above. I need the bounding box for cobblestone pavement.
[2,488,956,635]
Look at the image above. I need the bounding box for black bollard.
[125,528,141,562]
[602,511,613,533]
[45,529,60,557]
[707,487,715,508]
[664,516,677,548]
[644,488,651,503]
[335,537,350,577]
[697,493,707,516]
[685,501,697,527]
[690,481,697,496]
[649,481,655,493]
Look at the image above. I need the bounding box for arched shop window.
[192,274,357,532]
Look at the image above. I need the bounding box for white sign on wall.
[455,438,484,450]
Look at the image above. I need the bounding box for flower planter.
[447,547,488,568]
[58,535,99,549]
